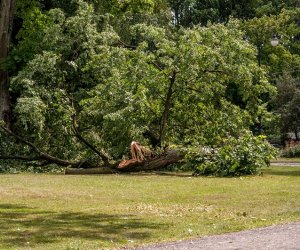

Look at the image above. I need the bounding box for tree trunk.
[0,0,15,127]
[65,150,183,175]
[65,167,117,175]
[295,129,299,141]
[117,149,182,172]
[159,70,176,146]
[64,141,183,175]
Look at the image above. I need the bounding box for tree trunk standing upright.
[0,0,15,127]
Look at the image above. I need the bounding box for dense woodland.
[0,0,300,175]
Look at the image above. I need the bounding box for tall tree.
[0,0,15,127]
[0,0,277,174]
[272,74,300,141]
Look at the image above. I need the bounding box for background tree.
[242,8,300,138]
[0,0,287,174]
[167,0,300,27]
[272,74,300,142]
[0,0,16,127]
[1,1,274,168]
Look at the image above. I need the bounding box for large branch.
[0,125,81,167]
[0,0,16,128]
[0,155,39,161]
[0,156,52,167]
[71,115,110,165]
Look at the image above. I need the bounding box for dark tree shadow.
[0,203,166,248]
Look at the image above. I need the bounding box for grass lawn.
[0,167,299,250]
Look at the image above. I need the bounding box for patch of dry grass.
[0,166,299,249]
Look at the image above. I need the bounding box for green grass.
[0,167,299,249]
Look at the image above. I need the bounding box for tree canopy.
[0,0,298,175]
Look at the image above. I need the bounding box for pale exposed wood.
[117,149,182,172]
[117,142,182,173]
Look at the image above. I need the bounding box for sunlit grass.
[0,167,299,249]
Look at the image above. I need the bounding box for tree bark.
[0,0,15,128]
[65,150,183,175]
[65,141,183,175]
[65,167,117,175]
[159,70,177,146]
[295,129,299,141]
[1,125,184,174]
[117,149,182,172]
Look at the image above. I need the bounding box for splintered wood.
[118,141,153,168]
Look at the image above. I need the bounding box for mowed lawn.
[0,167,299,249]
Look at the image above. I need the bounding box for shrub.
[280,144,300,158]
[185,132,277,176]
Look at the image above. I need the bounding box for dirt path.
[136,222,300,250]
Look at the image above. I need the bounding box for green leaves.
[14,97,47,136]
[187,132,277,176]
[243,8,300,76]
[2,0,279,170]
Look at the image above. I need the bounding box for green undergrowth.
[280,145,300,158]
[0,166,299,249]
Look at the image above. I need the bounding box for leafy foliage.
[1,0,288,176]
[280,144,300,158]
[185,132,277,176]
[168,0,300,27]
[243,8,300,76]
[272,74,300,139]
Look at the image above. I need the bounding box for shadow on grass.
[0,203,166,248]
[263,168,300,177]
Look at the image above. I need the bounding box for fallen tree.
[65,141,183,175]
[0,125,276,177]
[64,150,182,175]
[116,142,182,172]
[0,125,183,174]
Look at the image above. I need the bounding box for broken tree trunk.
[65,141,183,175]
[117,149,182,172]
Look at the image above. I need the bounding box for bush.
[185,132,277,176]
[280,144,300,158]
